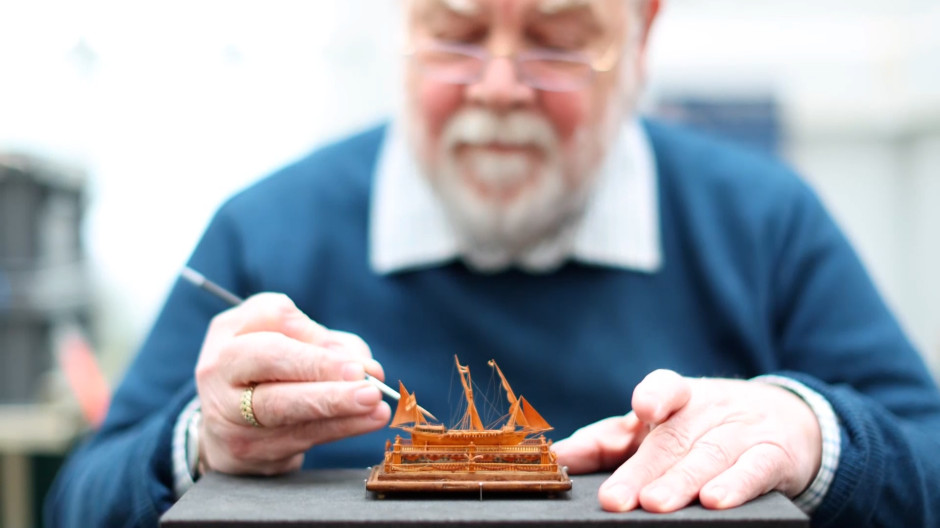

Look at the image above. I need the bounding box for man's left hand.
[552,369,822,512]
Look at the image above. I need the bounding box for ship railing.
[392,444,546,454]
[384,462,559,473]
[394,437,547,446]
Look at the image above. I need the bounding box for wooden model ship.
[365,356,572,494]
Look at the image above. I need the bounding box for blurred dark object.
[0,152,93,404]
[652,96,782,156]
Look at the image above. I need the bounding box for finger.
[215,401,389,467]
[207,440,306,477]
[324,330,385,381]
[631,369,692,426]
[248,380,385,428]
[236,293,332,344]
[597,372,698,511]
[208,293,332,345]
[293,401,392,446]
[326,330,371,360]
[200,413,307,475]
[699,443,789,510]
[219,333,366,384]
[598,412,705,512]
[553,413,646,474]
[638,424,750,512]
[251,402,391,456]
[248,453,305,477]
[203,401,390,473]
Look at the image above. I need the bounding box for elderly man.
[47,0,940,526]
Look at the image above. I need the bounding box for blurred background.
[1,0,938,526]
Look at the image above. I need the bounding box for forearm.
[781,372,940,528]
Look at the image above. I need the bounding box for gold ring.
[240,384,262,428]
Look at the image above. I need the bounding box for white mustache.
[443,109,558,150]
[470,152,530,186]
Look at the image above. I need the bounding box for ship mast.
[455,355,485,430]
[488,359,523,427]
[488,359,518,405]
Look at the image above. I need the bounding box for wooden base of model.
[365,435,572,494]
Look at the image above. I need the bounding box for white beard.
[426,108,596,273]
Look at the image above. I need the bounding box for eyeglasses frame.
[404,39,621,92]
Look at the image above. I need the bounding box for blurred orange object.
[56,326,110,428]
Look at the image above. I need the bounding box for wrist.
[752,374,841,513]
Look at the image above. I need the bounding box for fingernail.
[369,402,389,421]
[710,487,740,509]
[366,359,384,377]
[644,485,673,509]
[707,485,726,503]
[354,386,381,406]
[343,362,365,381]
[602,483,636,512]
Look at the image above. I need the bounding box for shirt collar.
[369,119,662,275]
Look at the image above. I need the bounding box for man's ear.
[640,0,661,50]
[631,0,661,94]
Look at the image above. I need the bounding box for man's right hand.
[194,293,390,475]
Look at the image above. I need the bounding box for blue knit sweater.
[46,121,940,527]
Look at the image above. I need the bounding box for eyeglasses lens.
[415,46,594,92]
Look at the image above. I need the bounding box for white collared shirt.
[369,119,663,275]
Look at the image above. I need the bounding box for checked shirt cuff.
[171,396,203,499]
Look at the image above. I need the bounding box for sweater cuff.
[172,396,202,498]
[752,374,841,513]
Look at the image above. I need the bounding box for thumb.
[553,413,646,474]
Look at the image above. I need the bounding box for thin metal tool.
[180,266,437,421]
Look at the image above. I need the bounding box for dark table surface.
[160,469,809,527]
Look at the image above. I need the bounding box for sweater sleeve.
[44,204,250,527]
[768,181,940,527]
[43,383,197,527]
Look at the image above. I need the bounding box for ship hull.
[368,434,572,494]
[366,464,572,494]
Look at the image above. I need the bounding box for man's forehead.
[417,0,607,16]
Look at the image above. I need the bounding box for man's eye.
[526,30,586,51]
[431,25,487,43]
[532,42,575,52]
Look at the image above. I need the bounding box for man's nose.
[466,56,536,111]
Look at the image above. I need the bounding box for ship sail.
[389,356,551,445]
[519,396,551,431]
[456,356,485,430]
[488,359,551,432]
[390,381,427,428]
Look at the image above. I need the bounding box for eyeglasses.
[406,41,619,93]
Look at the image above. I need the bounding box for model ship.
[365,355,572,494]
